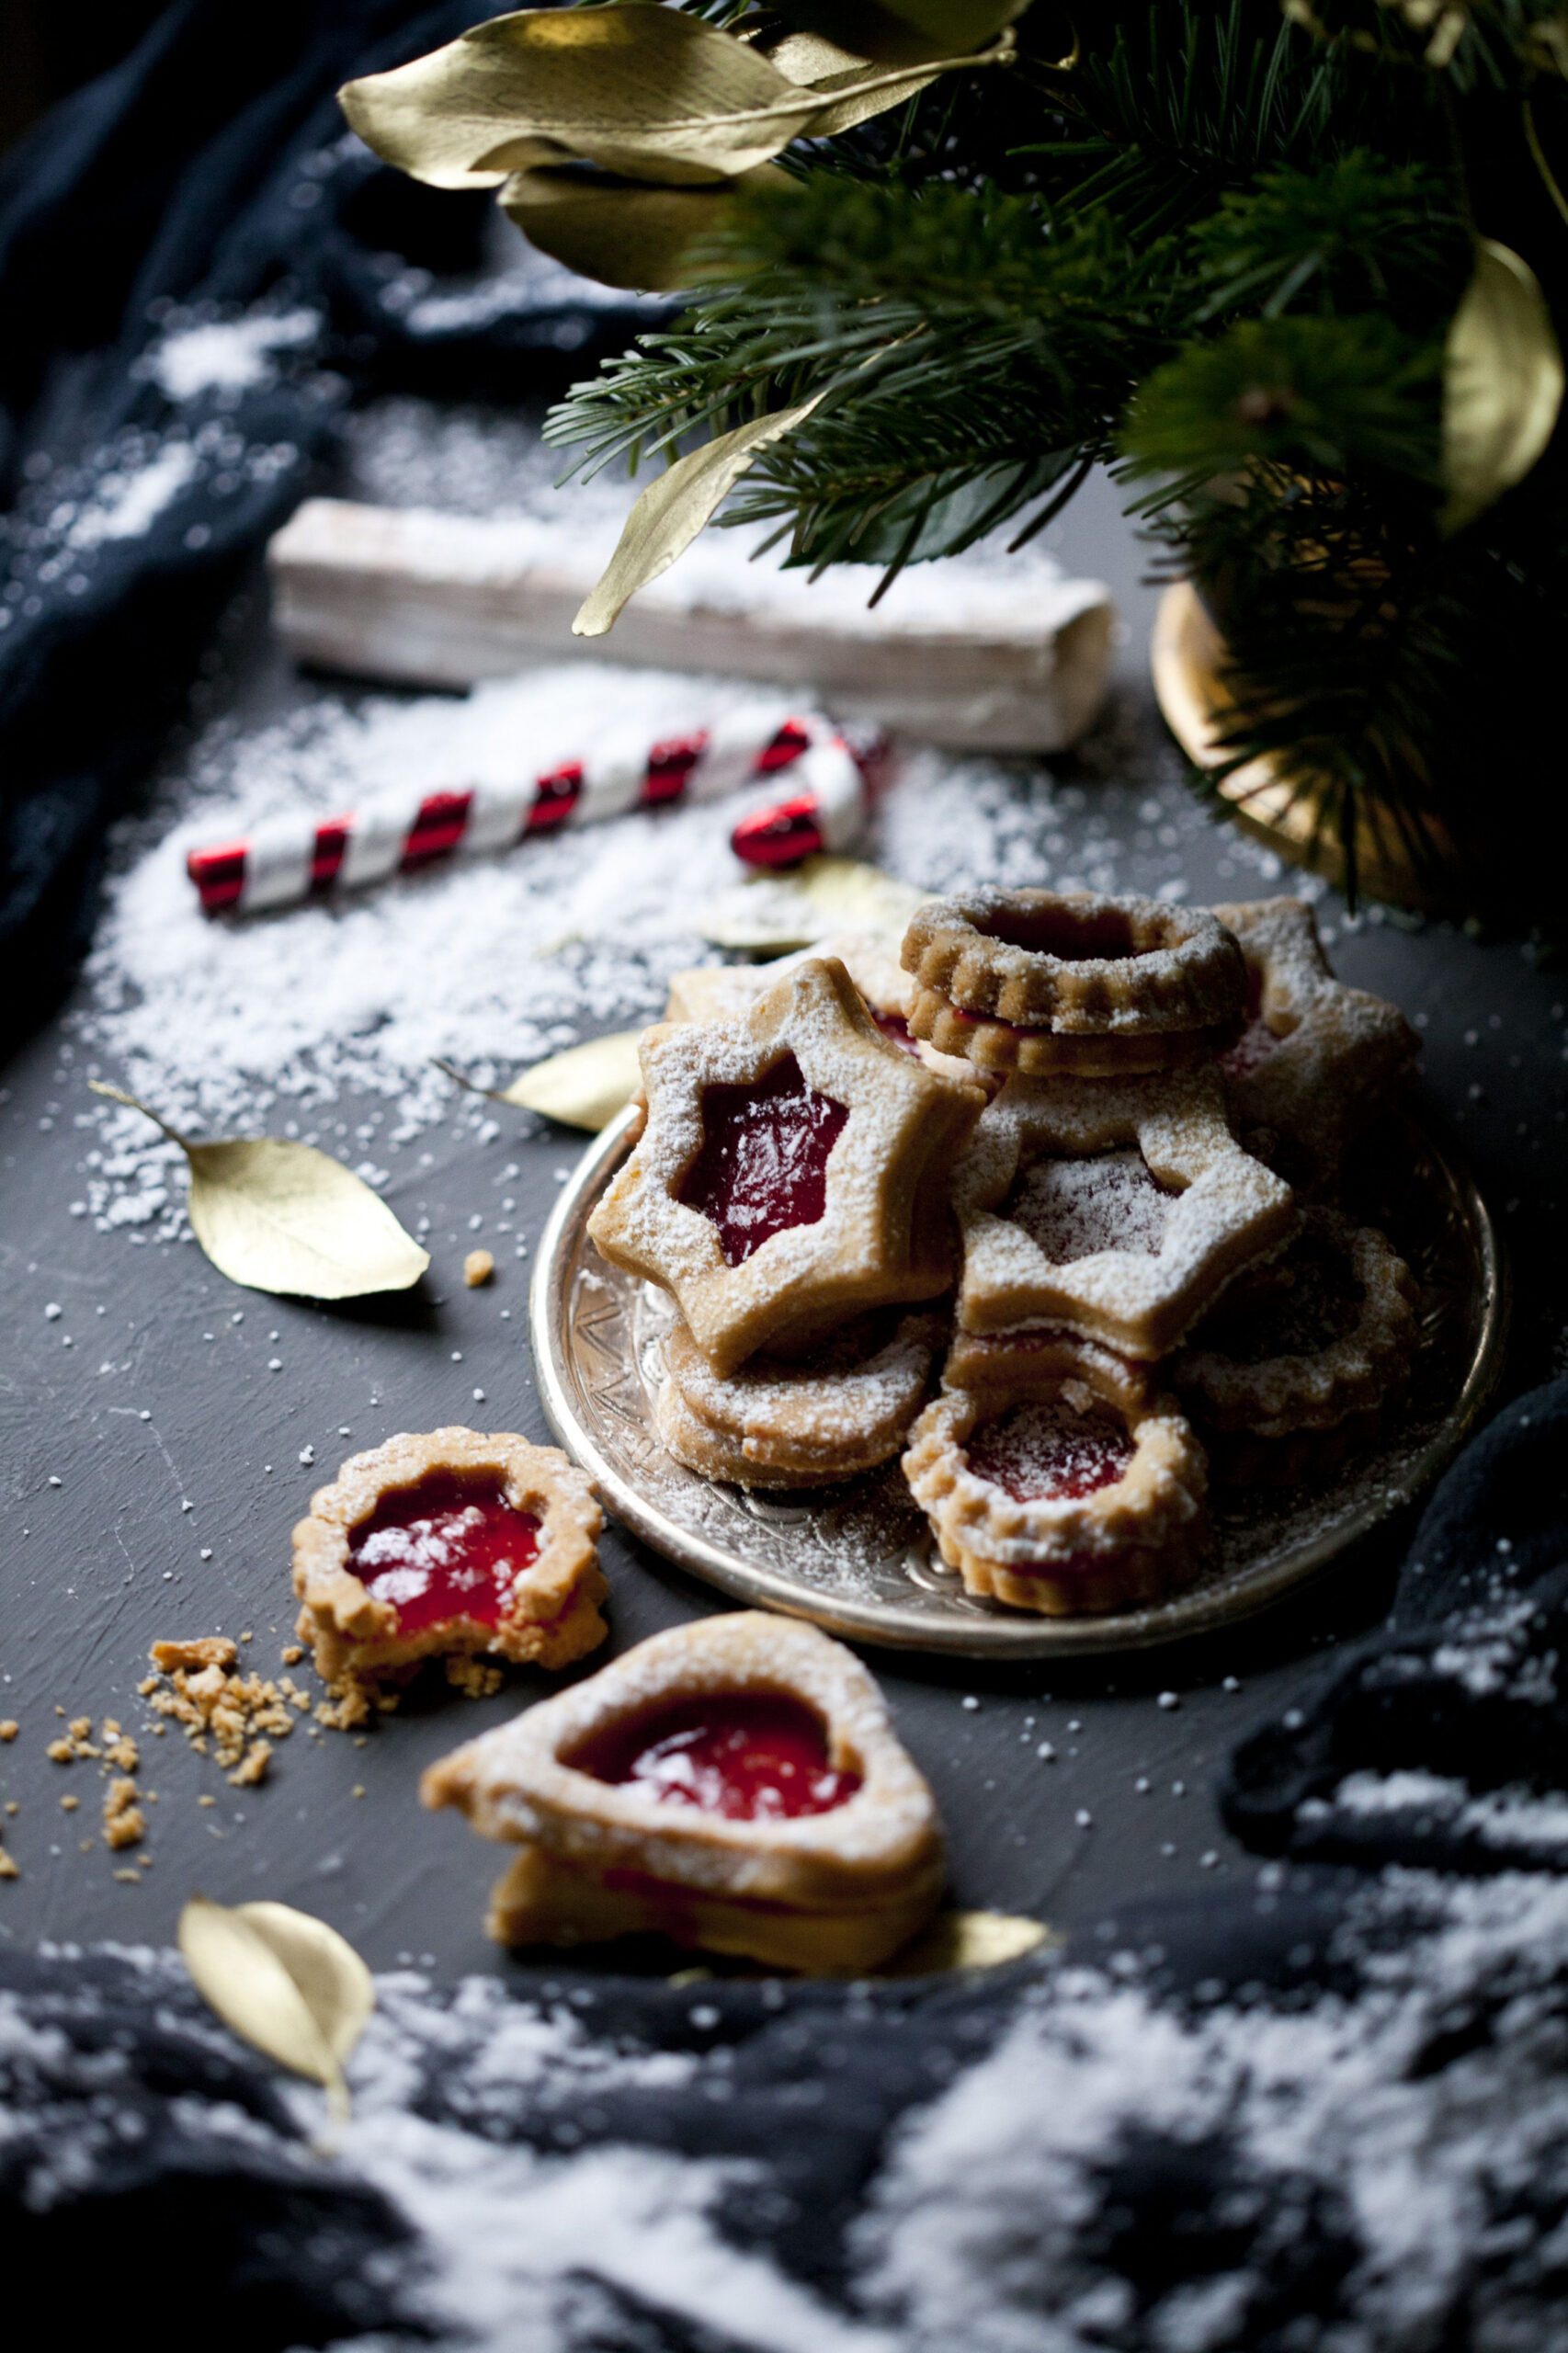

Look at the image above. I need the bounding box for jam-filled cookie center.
[976,904,1135,960]
[964,1399,1135,1503]
[1009,1149,1174,1262]
[575,1693,861,1819]
[679,1053,849,1267]
[349,1472,540,1632]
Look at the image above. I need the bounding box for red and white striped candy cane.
[187,700,873,915]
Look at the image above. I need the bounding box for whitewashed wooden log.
[267,498,1116,752]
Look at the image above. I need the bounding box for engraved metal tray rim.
[529,1105,1508,1659]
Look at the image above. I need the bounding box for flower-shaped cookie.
[293,1428,607,1685]
[590,957,984,1374]
[1212,898,1418,1184]
[1172,1207,1418,1484]
[903,888,1247,1076]
[953,1069,1296,1358]
[422,1613,946,1972]
[903,1342,1208,1615]
[656,1307,943,1488]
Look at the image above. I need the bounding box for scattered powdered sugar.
[149,307,322,403]
[1008,1150,1171,1265]
[64,396,1272,1239]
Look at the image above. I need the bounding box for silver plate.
[529,1108,1507,1657]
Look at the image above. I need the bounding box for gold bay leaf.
[880,1908,1056,1975]
[341,2,1011,206]
[781,0,1028,64]
[699,857,936,952]
[574,396,827,637]
[437,1031,644,1130]
[1441,237,1564,534]
[89,1081,429,1299]
[501,162,786,292]
[179,1895,375,2122]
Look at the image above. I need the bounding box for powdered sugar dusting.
[1009,1150,1172,1264]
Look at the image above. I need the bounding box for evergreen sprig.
[540,0,1568,915]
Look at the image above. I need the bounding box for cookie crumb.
[113,1868,142,1884]
[351,1784,366,1798]
[280,1644,304,1666]
[0,1852,18,1880]
[152,1636,238,1673]
[198,1793,217,1808]
[103,1779,145,1849]
[60,1794,79,1812]
[464,1249,494,1287]
[0,1721,17,1742]
[227,1741,273,1788]
[445,1655,504,1699]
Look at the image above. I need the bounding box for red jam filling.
[965,1399,1134,1502]
[1219,965,1287,1080]
[575,1693,860,1820]
[1009,1150,1173,1262]
[977,904,1135,960]
[679,1053,848,1267]
[870,1006,921,1056]
[348,1473,540,1633]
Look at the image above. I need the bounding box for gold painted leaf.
[881,1908,1055,1975]
[699,857,936,953]
[90,1082,429,1299]
[574,395,827,636]
[1442,237,1565,534]
[179,1895,375,2121]
[501,162,785,292]
[341,2,1006,207]
[783,0,1027,64]
[438,1031,644,1130]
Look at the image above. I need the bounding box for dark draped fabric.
[0,0,653,1059]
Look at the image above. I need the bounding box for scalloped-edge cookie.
[589,957,984,1375]
[902,889,1247,1075]
[903,1346,1208,1616]
[292,1427,607,1686]
[1171,1207,1418,1483]
[656,1308,943,1487]
[952,1069,1296,1359]
[1211,897,1418,1184]
[421,1612,946,1972]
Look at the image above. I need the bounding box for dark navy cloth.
[0,0,653,1058]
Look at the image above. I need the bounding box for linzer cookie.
[951,1069,1295,1358]
[903,1345,1207,1615]
[422,1613,946,1970]
[656,1308,943,1488]
[1212,898,1418,1184]
[292,1428,607,1685]
[588,957,984,1375]
[1171,1207,1418,1484]
[903,889,1247,1076]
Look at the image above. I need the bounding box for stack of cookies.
[898,888,1418,1612]
[588,887,1419,1618]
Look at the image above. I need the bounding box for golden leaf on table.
[89,1082,429,1299]
[1441,237,1564,535]
[179,1895,375,2123]
[879,1908,1056,1975]
[573,395,827,635]
[699,857,936,953]
[497,1030,645,1131]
